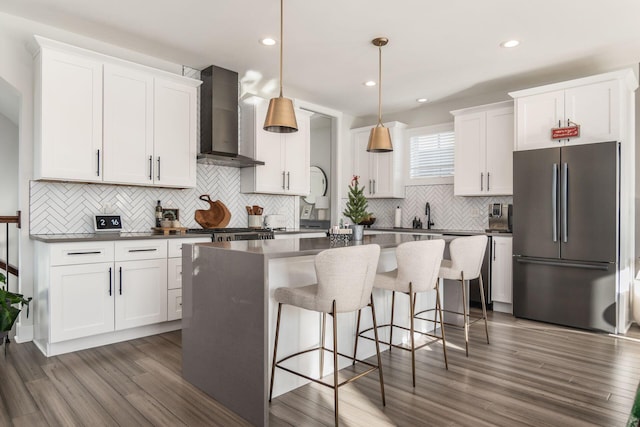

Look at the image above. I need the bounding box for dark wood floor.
[1,312,639,426]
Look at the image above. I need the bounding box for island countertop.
[195,232,454,259]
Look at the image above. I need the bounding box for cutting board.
[194,195,231,228]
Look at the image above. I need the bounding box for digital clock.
[94,214,123,232]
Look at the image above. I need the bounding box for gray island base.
[181,233,462,426]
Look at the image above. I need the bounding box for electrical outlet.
[471,208,480,218]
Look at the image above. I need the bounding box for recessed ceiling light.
[501,40,520,48]
[416,98,428,103]
[364,80,376,87]
[260,38,276,46]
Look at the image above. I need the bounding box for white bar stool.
[269,244,385,426]
[432,235,489,356]
[354,239,447,387]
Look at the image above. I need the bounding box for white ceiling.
[1,0,640,118]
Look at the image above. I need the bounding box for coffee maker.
[488,203,512,232]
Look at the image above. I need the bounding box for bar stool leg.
[369,294,386,406]
[461,273,469,357]
[389,291,396,352]
[352,309,362,366]
[478,275,490,344]
[269,303,283,402]
[435,281,448,369]
[408,283,416,387]
[332,301,339,426]
[321,312,327,377]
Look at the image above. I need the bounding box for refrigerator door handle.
[562,162,568,243]
[514,257,610,271]
[552,163,558,242]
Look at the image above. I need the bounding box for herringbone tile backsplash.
[30,165,295,234]
[340,184,512,231]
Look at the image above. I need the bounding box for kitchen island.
[181,233,456,426]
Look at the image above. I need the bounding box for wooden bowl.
[358,216,376,227]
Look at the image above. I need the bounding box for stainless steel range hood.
[198,65,264,167]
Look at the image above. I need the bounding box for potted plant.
[343,175,372,241]
[0,272,31,349]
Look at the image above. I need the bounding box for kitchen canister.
[248,215,262,229]
[394,206,402,228]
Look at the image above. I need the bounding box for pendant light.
[263,0,298,133]
[367,37,393,152]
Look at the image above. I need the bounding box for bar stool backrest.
[449,235,488,280]
[315,244,381,313]
[395,239,445,292]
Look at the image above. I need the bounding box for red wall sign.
[551,125,580,139]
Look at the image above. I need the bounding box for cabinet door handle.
[287,171,290,190]
[480,173,484,191]
[119,266,123,295]
[108,267,112,296]
[128,248,157,253]
[68,251,102,255]
[148,156,153,180]
[96,149,101,177]
[552,163,558,242]
[487,172,490,191]
[157,157,161,181]
[373,179,376,195]
[369,180,372,195]
[562,162,568,243]
[282,171,286,190]
[493,240,496,261]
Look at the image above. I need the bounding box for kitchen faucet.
[425,202,434,230]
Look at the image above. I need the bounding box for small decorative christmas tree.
[343,175,371,224]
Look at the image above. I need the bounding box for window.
[406,123,455,185]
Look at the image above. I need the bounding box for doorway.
[0,76,20,292]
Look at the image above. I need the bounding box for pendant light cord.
[377,44,382,126]
[279,0,284,98]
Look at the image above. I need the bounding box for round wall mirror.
[304,166,327,204]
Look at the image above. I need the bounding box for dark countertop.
[369,227,512,237]
[30,232,213,243]
[191,233,457,259]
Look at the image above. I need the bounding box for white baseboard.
[492,301,513,314]
[14,323,34,343]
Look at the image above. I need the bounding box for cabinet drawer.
[167,289,182,321]
[115,240,167,261]
[50,241,115,266]
[168,237,211,258]
[167,257,182,290]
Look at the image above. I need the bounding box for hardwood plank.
[11,411,49,427]
[125,391,189,427]
[0,359,39,419]
[41,360,117,426]
[25,377,82,427]
[58,351,153,426]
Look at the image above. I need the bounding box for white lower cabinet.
[166,237,211,320]
[115,258,167,330]
[50,262,114,342]
[491,236,513,312]
[35,236,209,356]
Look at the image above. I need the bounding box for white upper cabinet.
[103,64,154,185]
[35,48,103,182]
[240,98,311,195]
[153,79,198,188]
[452,102,513,196]
[34,36,200,188]
[351,122,406,199]
[509,70,637,151]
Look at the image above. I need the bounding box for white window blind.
[409,130,455,178]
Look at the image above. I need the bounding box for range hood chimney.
[198,65,264,167]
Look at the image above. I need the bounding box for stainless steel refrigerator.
[512,141,618,333]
